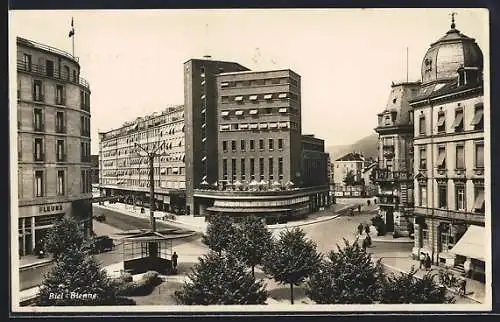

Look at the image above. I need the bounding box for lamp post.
[135,142,165,232]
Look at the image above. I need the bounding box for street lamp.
[134,142,166,232]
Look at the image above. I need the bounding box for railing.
[414,206,485,224]
[18,37,78,62]
[17,60,90,90]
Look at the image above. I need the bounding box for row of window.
[101,140,184,158]
[22,53,79,82]
[219,77,298,89]
[101,178,185,189]
[219,121,297,132]
[222,138,284,152]
[221,107,296,118]
[27,79,90,110]
[417,141,484,170]
[220,92,299,104]
[33,169,92,197]
[102,166,186,177]
[222,157,284,181]
[32,108,68,134]
[418,183,484,213]
[417,103,483,136]
[29,137,90,163]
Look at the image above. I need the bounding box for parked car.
[94,214,106,222]
[91,235,114,254]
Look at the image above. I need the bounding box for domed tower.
[420,14,483,90]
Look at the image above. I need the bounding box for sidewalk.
[372,252,485,304]
[19,255,53,270]
[96,201,360,234]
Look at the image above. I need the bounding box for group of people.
[419,253,432,270]
[357,223,372,250]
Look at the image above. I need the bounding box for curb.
[371,238,414,244]
[20,259,53,271]
[381,262,482,304]
[268,214,342,230]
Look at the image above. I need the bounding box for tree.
[202,215,237,255]
[343,170,356,186]
[305,238,384,304]
[228,216,273,278]
[44,216,87,260]
[174,251,268,305]
[379,266,455,304]
[262,228,322,304]
[37,243,119,306]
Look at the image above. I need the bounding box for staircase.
[450,263,465,275]
[400,182,408,204]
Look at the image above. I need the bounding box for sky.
[9,8,488,155]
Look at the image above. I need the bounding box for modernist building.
[16,37,93,256]
[373,81,421,234]
[408,20,485,280]
[98,105,186,213]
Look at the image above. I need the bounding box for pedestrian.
[365,234,372,247]
[459,276,467,296]
[419,253,425,269]
[358,205,362,213]
[365,224,371,235]
[362,237,369,250]
[357,223,364,235]
[171,251,178,273]
[367,199,371,206]
[424,254,432,270]
[350,209,354,217]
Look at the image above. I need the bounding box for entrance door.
[385,208,394,232]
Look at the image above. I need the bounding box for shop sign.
[39,204,64,214]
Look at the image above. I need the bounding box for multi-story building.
[409,20,485,280]
[332,152,365,186]
[90,154,99,185]
[16,37,93,256]
[373,81,421,234]
[98,106,186,213]
[183,57,250,216]
[189,61,330,220]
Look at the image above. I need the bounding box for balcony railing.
[17,60,90,90]
[55,125,67,134]
[34,153,45,162]
[414,206,485,224]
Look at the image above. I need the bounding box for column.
[31,217,36,255]
[21,218,25,256]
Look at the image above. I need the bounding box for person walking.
[459,276,467,296]
[424,254,432,271]
[171,251,178,274]
[358,205,362,213]
[357,223,364,236]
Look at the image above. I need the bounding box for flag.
[68,17,75,38]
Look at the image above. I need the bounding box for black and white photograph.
[9,8,491,313]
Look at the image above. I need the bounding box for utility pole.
[135,142,165,232]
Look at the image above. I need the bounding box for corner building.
[409,21,486,281]
[16,37,93,256]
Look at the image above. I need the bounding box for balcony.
[373,159,412,182]
[414,206,485,225]
[55,125,67,134]
[17,60,90,90]
[56,154,67,162]
[34,153,45,162]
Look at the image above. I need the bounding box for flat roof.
[219,68,300,77]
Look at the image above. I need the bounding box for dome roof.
[420,20,483,85]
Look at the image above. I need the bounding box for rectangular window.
[456,185,466,211]
[471,103,484,131]
[453,109,464,132]
[57,170,65,195]
[23,53,32,71]
[81,170,86,193]
[241,140,246,151]
[73,70,77,83]
[222,141,227,152]
[222,159,228,180]
[438,184,447,208]
[64,66,70,80]
[56,140,65,162]
[56,85,64,105]
[231,140,237,152]
[269,139,274,150]
[437,112,446,133]
[419,185,427,207]
[231,159,237,181]
[279,157,284,178]
[475,142,484,168]
[250,140,255,151]
[437,146,446,169]
[35,170,44,197]
[45,60,54,77]
[419,116,426,135]
[81,116,85,136]
[473,186,485,213]
[34,108,43,131]
[259,158,265,180]
[269,157,274,180]
[34,138,43,161]
[250,158,255,179]
[33,80,43,101]
[419,147,427,170]
[456,144,465,169]
[80,90,85,109]
[259,139,264,151]
[56,111,65,133]
[241,159,246,180]
[278,139,283,150]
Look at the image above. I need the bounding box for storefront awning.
[450,225,485,261]
[206,207,292,213]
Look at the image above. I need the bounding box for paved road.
[93,206,181,232]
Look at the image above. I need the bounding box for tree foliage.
[343,170,357,186]
[37,244,119,306]
[43,216,87,260]
[379,266,455,304]
[262,228,322,304]
[228,216,273,278]
[305,238,384,304]
[202,215,237,255]
[174,251,268,305]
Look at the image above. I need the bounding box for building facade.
[409,20,485,281]
[332,152,366,186]
[301,134,330,188]
[90,154,99,184]
[98,106,186,213]
[373,81,421,234]
[16,37,93,256]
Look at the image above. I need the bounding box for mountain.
[326,133,379,161]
